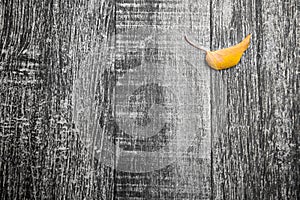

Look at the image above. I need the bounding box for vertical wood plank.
[259,0,299,198]
[211,0,299,199]
[113,0,212,199]
[68,0,116,199]
[0,1,116,199]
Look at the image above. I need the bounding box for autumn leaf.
[184,34,252,70]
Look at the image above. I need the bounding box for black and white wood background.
[0,0,299,199]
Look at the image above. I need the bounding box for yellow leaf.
[184,34,251,70]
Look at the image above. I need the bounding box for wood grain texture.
[114,0,211,199]
[211,0,299,199]
[0,0,298,199]
[0,0,115,199]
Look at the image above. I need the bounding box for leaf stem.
[184,36,207,52]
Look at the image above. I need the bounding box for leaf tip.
[246,33,252,40]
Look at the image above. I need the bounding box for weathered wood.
[211,0,299,199]
[0,0,115,199]
[113,0,211,199]
[0,0,299,199]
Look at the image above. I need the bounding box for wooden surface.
[0,0,299,199]
[211,0,299,199]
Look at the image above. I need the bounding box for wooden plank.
[0,0,116,199]
[211,0,299,199]
[112,0,211,199]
